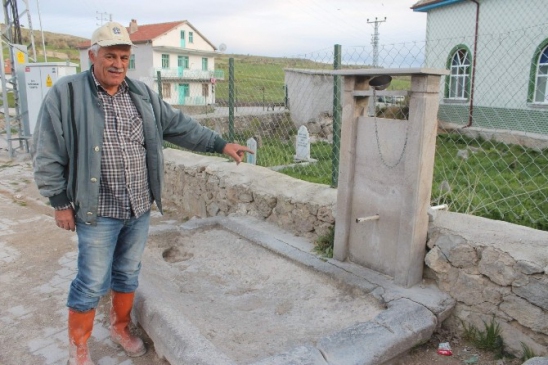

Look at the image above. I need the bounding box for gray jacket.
[33,69,226,224]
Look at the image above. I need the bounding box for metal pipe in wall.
[465,0,480,128]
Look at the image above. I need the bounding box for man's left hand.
[222,143,254,164]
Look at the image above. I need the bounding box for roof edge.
[411,0,465,12]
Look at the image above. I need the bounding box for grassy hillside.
[213,54,411,104]
[1,25,86,62]
[214,54,331,103]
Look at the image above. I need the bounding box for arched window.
[447,47,471,100]
[534,46,548,103]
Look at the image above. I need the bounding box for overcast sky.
[11,0,427,57]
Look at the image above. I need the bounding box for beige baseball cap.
[91,21,134,47]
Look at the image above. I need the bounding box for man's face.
[89,45,131,94]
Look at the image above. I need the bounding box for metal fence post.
[332,44,342,188]
[229,57,235,142]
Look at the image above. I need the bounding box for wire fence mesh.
[162,2,548,231]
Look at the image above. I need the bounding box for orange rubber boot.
[67,308,96,365]
[110,290,146,357]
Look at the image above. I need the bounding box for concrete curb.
[522,358,548,365]
[134,278,236,365]
[316,299,436,365]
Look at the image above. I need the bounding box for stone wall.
[162,149,336,240]
[425,212,548,356]
[161,148,548,357]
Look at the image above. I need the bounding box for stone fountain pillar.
[333,68,448,288]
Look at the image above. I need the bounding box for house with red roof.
[77,19,223,106]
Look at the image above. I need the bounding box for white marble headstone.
[246,137,257,165]
[294,125,310,162]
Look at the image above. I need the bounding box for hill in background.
[1,24,87,61]
[21,28,87,49]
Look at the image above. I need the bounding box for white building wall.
[78,49,91,71]
[285,70,333,126]
[128,43,154,81]
[424,0,548,110]
[159,81,213,106]
[152,24,215,52]
[153,51,166,70]
[472,0,546,109]
[152,24,216,73]
[152,25,182,47]
[152,50,215,73]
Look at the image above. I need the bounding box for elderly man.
[32,22,252,365]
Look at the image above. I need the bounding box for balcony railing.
[154,68,224,81]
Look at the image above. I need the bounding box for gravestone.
[246,137,257,165]
[294,125,311,162]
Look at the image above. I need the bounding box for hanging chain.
[373,89,410,169]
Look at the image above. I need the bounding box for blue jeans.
[67,211,151,312]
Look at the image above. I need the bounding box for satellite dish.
[219,43,227,52]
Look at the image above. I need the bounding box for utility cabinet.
[23,62,78,136]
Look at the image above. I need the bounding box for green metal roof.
[411,0,466,12]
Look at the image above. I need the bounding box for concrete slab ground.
[136,216,456,365]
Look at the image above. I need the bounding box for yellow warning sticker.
[46,75,53,87]
[17,51,25,64]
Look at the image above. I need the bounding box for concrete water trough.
[133,216,455,365]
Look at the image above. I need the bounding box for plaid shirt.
[94,73,151,219]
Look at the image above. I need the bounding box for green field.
[432,133,548,230]
[213,54,411,104]
[214,55,329,104]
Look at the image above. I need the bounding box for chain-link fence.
[163,2,547,231]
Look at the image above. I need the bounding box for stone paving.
[0,152,168,365]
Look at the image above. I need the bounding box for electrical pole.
[2,0,35,157]
[21,0,37,61]
[367,17,386,67]
[36,0,47,62]
[366,17,387,117]
[96,11,112,25]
